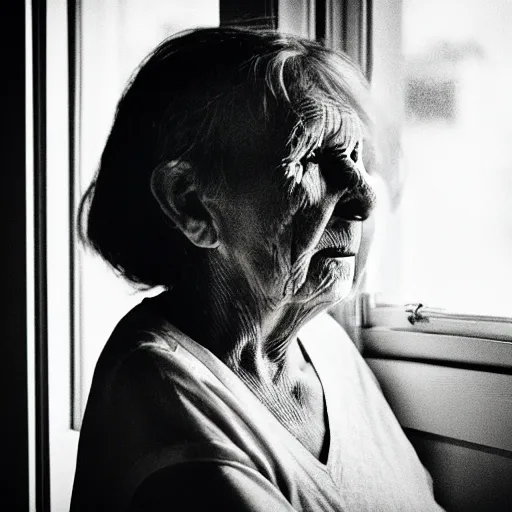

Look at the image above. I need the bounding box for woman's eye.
[350,142,360,163]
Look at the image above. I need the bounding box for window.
[367,0,512,320]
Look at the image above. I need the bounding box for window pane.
[369,0,512,317]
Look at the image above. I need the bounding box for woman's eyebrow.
[317,143,357,159]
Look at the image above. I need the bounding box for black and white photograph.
[2,0,512,510]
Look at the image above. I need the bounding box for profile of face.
[185,108,377,318]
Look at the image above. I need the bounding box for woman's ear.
[150,161,220,248]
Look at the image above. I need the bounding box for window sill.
[359,294,512,369]
[361,328,512,370]
[364,301,512,342]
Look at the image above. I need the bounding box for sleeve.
[129,460,298,512]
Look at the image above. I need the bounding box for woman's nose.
[317,146,377,220]
[332,166,377,221]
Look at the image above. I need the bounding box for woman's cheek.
[300,165,327,206]
[284,201,337,295]
[252,169,334,303]
[289,167,338,269]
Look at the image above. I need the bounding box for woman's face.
[208,125,376,315]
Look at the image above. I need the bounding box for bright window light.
[369,0,512,317]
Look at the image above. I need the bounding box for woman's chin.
[292,255,356,305]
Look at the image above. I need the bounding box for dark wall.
[0,1,29,511]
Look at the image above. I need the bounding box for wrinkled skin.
[159,129,376,459]
[199,135,376,360]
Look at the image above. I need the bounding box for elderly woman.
[71,27,443,511]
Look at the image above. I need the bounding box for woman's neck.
[161,256,312,385]
[159,259,331,462]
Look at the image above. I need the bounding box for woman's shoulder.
[88,294,213,405]
[83,300,188,424]
[88,292,201,395]
[74,296,261,509]
[95,293,175,360]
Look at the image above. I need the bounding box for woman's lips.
[308,246,355,276]
[313,221,362,258]
[314,246,355,258]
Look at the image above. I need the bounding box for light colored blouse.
[70,293,444,511]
